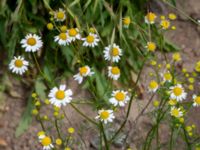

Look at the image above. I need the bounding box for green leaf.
[94,69,107,97]
[164,39,180,52]
[170,0,176,6]
[35,79,47,100]
[15,96,33,137]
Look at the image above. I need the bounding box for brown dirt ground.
[0,0,200,150]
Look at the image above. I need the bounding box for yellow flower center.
[146,12,156,22]
[69,28,77,37]
[79,67,88,76]
[168,13,177,20]
[111,67,120,75]
[149,81,158,89]
[59,33,67,40]
[37,131,45,137]
[14,59,23,68]
[161,20,170,29]
[173,53,181,61]
[41,137,51,146]
[195,61,200,72]
[171,108,180,117]
[123,17,131,25]
[173,87,183,96]
[27,37,36,46]
[111,47,119,56]
[194,96,200,104]
[86,35,94,43]
[168,99,177,106]
[55,90,65,100]
[100,111,109,120]
[147,42,156,52]
[115,92,125,101]
[57,11,65,20]
[164,73,172,81]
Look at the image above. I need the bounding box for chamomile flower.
[9,56,29,75]
[146,42,156,52]
[40,136,54,150]
[172,53,181,62]
[95,109,115,124]
[145,12,157,24]
[73,66,94,84]
[170,107,183,118]
[148,80,159,92]
[160,19,170,30]
[20,34,43,52]
[108,66,120,80]
[162,71,172,82]
[195,61,200,72]
[48,85,73,107]
[54,8,66,22]
[54,32,71,46]
[169,84,187,101]
[109,90,130,107]
[168,13,177,20]
[82,33,100,47]
[168,99,177,106]
[68,28,81,41]
[192,95,200,107]
[123,16,131,28]
[37,131,46,140]
[103,43,122,63]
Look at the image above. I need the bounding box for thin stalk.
[170,127,174,150]
[109,58,146,143]
[183,127,192,150]
[163,0,199,25]
[32,53,50,83]
[55,119,62,138]
[100,122,109,150]
[70,103,98,126]
[37,116,45,131]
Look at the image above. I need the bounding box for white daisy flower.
[95,109,115,124]
[68,28,81,41]
[148,80,159,92]
[123,17,131,28]
[40,136,54,150]
[144,12,157,24]
[82,33,100,47]
[170,107,183,118]
[37,131,46,140]
[54,8,66,22]
[20,34,43,52]
[103,43,122,63]
[169,84,187,102]
[192,95,200,107]
[54,32,71,46]
[109,90,130,107]
[9,56,29,75]
[162,71,172,82]
[108,66,120,80]
[48,85,73,107]
[73,66,94,84]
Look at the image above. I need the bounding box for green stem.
[109,58,146,143]
[183,127,192,150]
[170,127,174,150]
[100,122,109,150]
[163,0,199,25]
[70,103,98,126]
[37,116,46,131]
[32,53,51,83]
[55,119,62,138]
